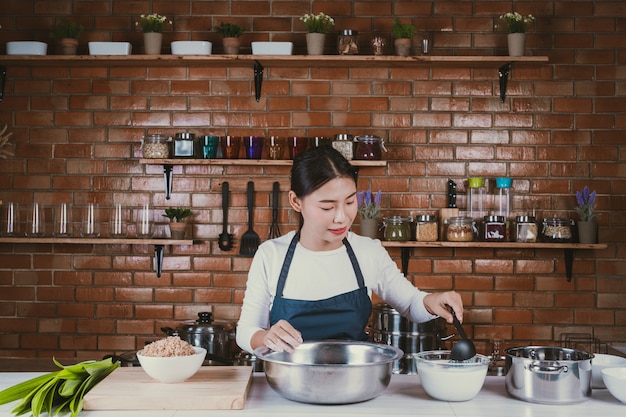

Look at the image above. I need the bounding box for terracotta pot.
[59,38,78,55]
[222,37,240,55]
[168,222,187,240]
[394,38,412,57]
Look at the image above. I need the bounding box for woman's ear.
[288,190,302,213]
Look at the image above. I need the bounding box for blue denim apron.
[269,231,372,341]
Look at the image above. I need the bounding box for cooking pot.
[505,346,593,404]
[161,311,236,365]
[234,351,264,372]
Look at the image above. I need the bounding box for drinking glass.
[26,202,46,237]
[200,135,220,159]
[221,136,241,159]
[1,202,20,236]
[81,203,100,237]
[136,204,152,238]
[53,203,72,237]
[110,204,127,238]
[267,136,283,160]
[287,136,308,159]
[244,136,264,159]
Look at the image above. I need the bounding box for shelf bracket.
[154,244,164,277]
[163,164,173,200]
[499,63,512,103]
[401,247,411,276]
[564,248,574,282]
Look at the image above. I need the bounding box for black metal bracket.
[253,60,264,102]
[401,247,410,276]
[154,244,164,277]
[564,248,574,282]
[163,164,173,200]
[499,63,512,103]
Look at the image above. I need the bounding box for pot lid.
[178,312,233,335]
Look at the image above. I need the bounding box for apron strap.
[275,231,300,297]
[342,237,366,288]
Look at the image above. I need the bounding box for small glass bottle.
[542,217,573,242]
[494,177,512,240]
[337,30,359,55]
[332,133,354,160]
[515,215,538,243]
[414,214,438,242]
[468,177,486,223]
[383,216,412,241]
[446,216,474,242]
[481,215,506,242]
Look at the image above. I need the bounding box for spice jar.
[515,215,538,243]
[542,217,573,242]
[141,134,170,159]
[480,215,506,242]
[173,133,195,158]
[383,216,412,241]
[338,30,359,55]
[446,216,474,242]
[354,135,386,160]
[332,134,354,160]
[414,215,438,242]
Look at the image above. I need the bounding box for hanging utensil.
[240,181,260,256]
[253,60,264,102]
[449,308,476,362]
[218,181,233,251]
[269,181,281,239]
[0,66,6,102]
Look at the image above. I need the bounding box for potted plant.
[215,22,244,55]
[299,12,334,55]
[497,12,535,56]
[50,18,84,55]
[135,13,172,55]
[574,186,598,243]
[163,207,193,239]
[392,18,416,57]
[357,189,382,238]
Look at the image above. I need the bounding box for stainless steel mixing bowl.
[254,340,403,404]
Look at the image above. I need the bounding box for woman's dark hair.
[291,146,359,199]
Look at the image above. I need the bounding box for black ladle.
[449,308,476,362]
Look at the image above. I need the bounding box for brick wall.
[0,1,625,359]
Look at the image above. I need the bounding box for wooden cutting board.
[83,366,253,410]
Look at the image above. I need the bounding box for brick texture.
[0,0,625,358]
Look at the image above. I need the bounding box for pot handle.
[160,326,178,336]
[528,362,568,374]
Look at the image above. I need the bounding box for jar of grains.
[515,215,538,243]
[446,216,474,242]
[480,215,507,242]
[383,216,412,241]
[141,134,170,159]
[541,217,573,242]
[414,214,438,242]
[332,133,354,160]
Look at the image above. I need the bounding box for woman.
[236,146,463,354]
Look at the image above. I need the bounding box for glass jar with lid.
[414,214,438,242]
[173,133,195,158]
[332,133,354,160]
[141,134,170,159]
[515,215,538,243]
[354,135,387,160]
[337,30,359,55]
[446,216,474,242]
[541,217,573,242]
[480,215,506,242]
[383,216,412,241]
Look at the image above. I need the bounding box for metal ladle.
[449,308,476,362]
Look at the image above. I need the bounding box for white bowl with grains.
[137,336,206,383]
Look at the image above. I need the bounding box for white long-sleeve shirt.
[236,230,437,353]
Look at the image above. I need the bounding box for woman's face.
[289,177,358,251]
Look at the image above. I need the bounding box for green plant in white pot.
[574,186,598,244]
[163,207,193,239]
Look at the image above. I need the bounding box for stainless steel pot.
[234,351,264,372]
[254,340,403,404]
[505,346,593,404]
[370,303,445,333]
[161,311,235,365]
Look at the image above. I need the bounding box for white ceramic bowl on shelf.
[602,367,626,403]
[88,42,132,55]
[6,41,48,55]
[251,42,293,55]
[136,346,206,383]
[171,41,212,55]
[592,353,626,389]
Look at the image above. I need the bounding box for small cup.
[221,136,241,159]
[267,136,283,160]
[309,136,332,148]
[81,203,100,237]
[136,204,152,238]
[26,202,46,237]
[199,135,219,159]
[1,202,20,236]
[53,203,73,237]
[244,136,264,159]
[110,204,127,238]
[287,136,308,159]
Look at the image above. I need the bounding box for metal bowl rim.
[411,349,491,367]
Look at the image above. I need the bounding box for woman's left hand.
[423,291,463,323]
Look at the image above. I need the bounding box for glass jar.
[354,135,386,160]
[383,216,412,241]
[480,215,506,242]
[414,215,438,242]
[337,30,359,55]
[515,215,538,243]
[173,133,195,157]
[542,217,573,242]
[446,216,474,242]
[141,134,170,159]
[332,133,354,160]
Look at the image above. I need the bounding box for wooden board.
[83,366,253,410]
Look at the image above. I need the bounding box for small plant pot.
[222,37,241,55]
[394,38,412,57]
[168,222,187,240]
[59,38,78,55]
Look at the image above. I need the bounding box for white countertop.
[0,372,623,417]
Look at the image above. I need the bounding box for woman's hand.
[423,291,464,323]
[255,319,303,353]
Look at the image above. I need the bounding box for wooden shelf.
[381,241,607,282]
[0,237,193,277]
[138,158,387,167]
[0,54,549,68]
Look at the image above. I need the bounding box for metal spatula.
[240,181,260,257]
